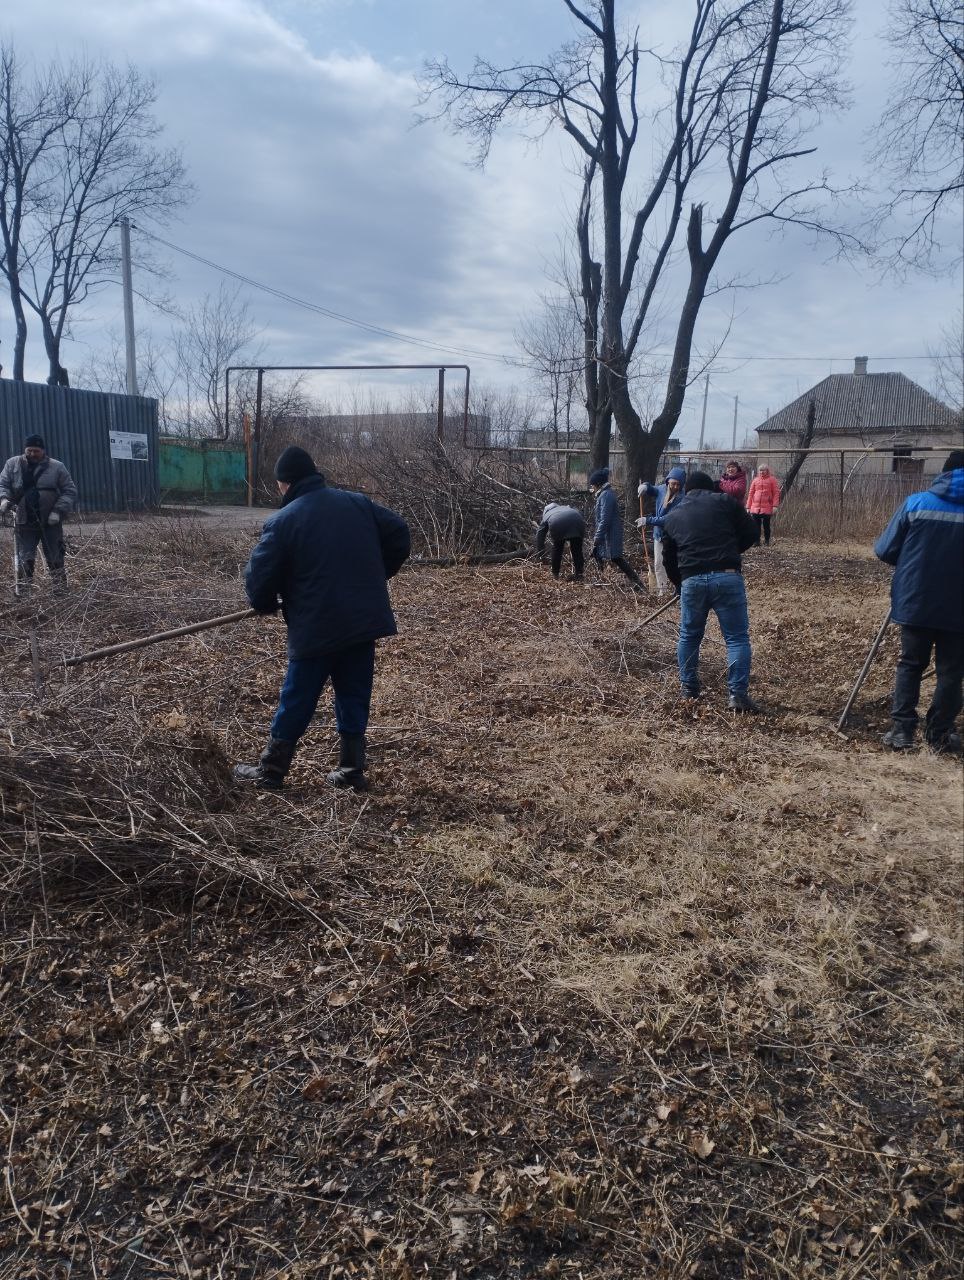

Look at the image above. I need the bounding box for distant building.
[754,357,962,478]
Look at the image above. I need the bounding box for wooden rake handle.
[64,608,258,670]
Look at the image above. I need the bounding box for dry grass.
[0,523,961,1279]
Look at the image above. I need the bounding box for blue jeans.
[678,573,752,696]
[270,641,376,743]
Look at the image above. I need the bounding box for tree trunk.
[3,260,29,380]
[12,301,27,380]
[781,398,816,499]
[41,316,69,385]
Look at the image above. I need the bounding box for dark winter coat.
[244,474,411,660]
[592,484,624,559]
[661,490,759,587]
[536,502,585,553]
[638,481,683,542]
[874,467,964,633]
[0,455,78,527]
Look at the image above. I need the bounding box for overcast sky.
[2,0,962,446]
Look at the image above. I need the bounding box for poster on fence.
[109,430,150,461]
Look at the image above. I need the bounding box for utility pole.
[697,376,710,452]
[120,216,139,397]
[731,394,739,451]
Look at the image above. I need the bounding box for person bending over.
[535,501,586,580]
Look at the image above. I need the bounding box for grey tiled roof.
[755,372,960,436]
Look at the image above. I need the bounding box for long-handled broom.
[638,494,657,593]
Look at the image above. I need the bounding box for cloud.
[1,0,960,436]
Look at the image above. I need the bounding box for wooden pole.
[634,594,679,630]
[64,609,257,670]
[837,611,892,731]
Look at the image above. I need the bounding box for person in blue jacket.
[588,468,644,588]
[235,446,411,790]
[635,465,686,595]
[874,449,964,753]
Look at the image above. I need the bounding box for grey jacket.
[0,455,78,527]
[536,502,586,548]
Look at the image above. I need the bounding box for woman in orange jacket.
[746,464,781,545]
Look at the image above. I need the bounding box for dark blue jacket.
[874,467,964,633]
[245,475,411,660]
[592,485,624,559]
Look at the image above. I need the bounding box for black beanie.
[588,467,610,487]
[23,434,45,450]
[274,446,317,483]
[942,449,964,473]
[684,470,715,492]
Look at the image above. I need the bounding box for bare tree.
[422,0,853,485]
[74,325,179,425]
[1,52,190,386]
[170,286,262,438]
[0,45,70,380]
[929,317,964,417]
[516,293,583,444]
[871,0,964,268]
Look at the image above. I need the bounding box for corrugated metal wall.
[0,380,159,512]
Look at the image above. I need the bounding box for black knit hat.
[588,467,610,487]
[684,470,715,493]
[274,445,317,483]
[942,449,964,473]
[23,434,45,450]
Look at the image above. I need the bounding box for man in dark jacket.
[0,434,78,593]
[234,446,411,790]
[535,501,586,580]
[662,471,760,710]
[874,449,964,753]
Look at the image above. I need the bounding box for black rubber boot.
[234,737,296,789]
[882,726,914,751]
[327,733,368,791]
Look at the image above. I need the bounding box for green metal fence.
[159,439,247,504]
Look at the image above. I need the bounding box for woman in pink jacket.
[718,460,747,502]
[746,464,781,545]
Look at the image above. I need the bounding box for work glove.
[47,511,61,525]
[637,482,646,497]
[634,516,645,528]
[0,499,9,514]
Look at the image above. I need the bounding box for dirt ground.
[0,521,961,1279]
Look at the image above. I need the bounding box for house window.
[892,447,923,476]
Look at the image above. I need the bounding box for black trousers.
[592,549,643,586]
[892,625,963,741]
[752,512,771,545]
[551,536,584,578]
[15,522,66,587]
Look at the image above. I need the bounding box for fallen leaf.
[690,1134,715,1159]
[466,1168,484,1195]
[302,1075,331,1101]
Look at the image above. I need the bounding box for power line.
[133,225,940,370]
[131,224,513,365]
